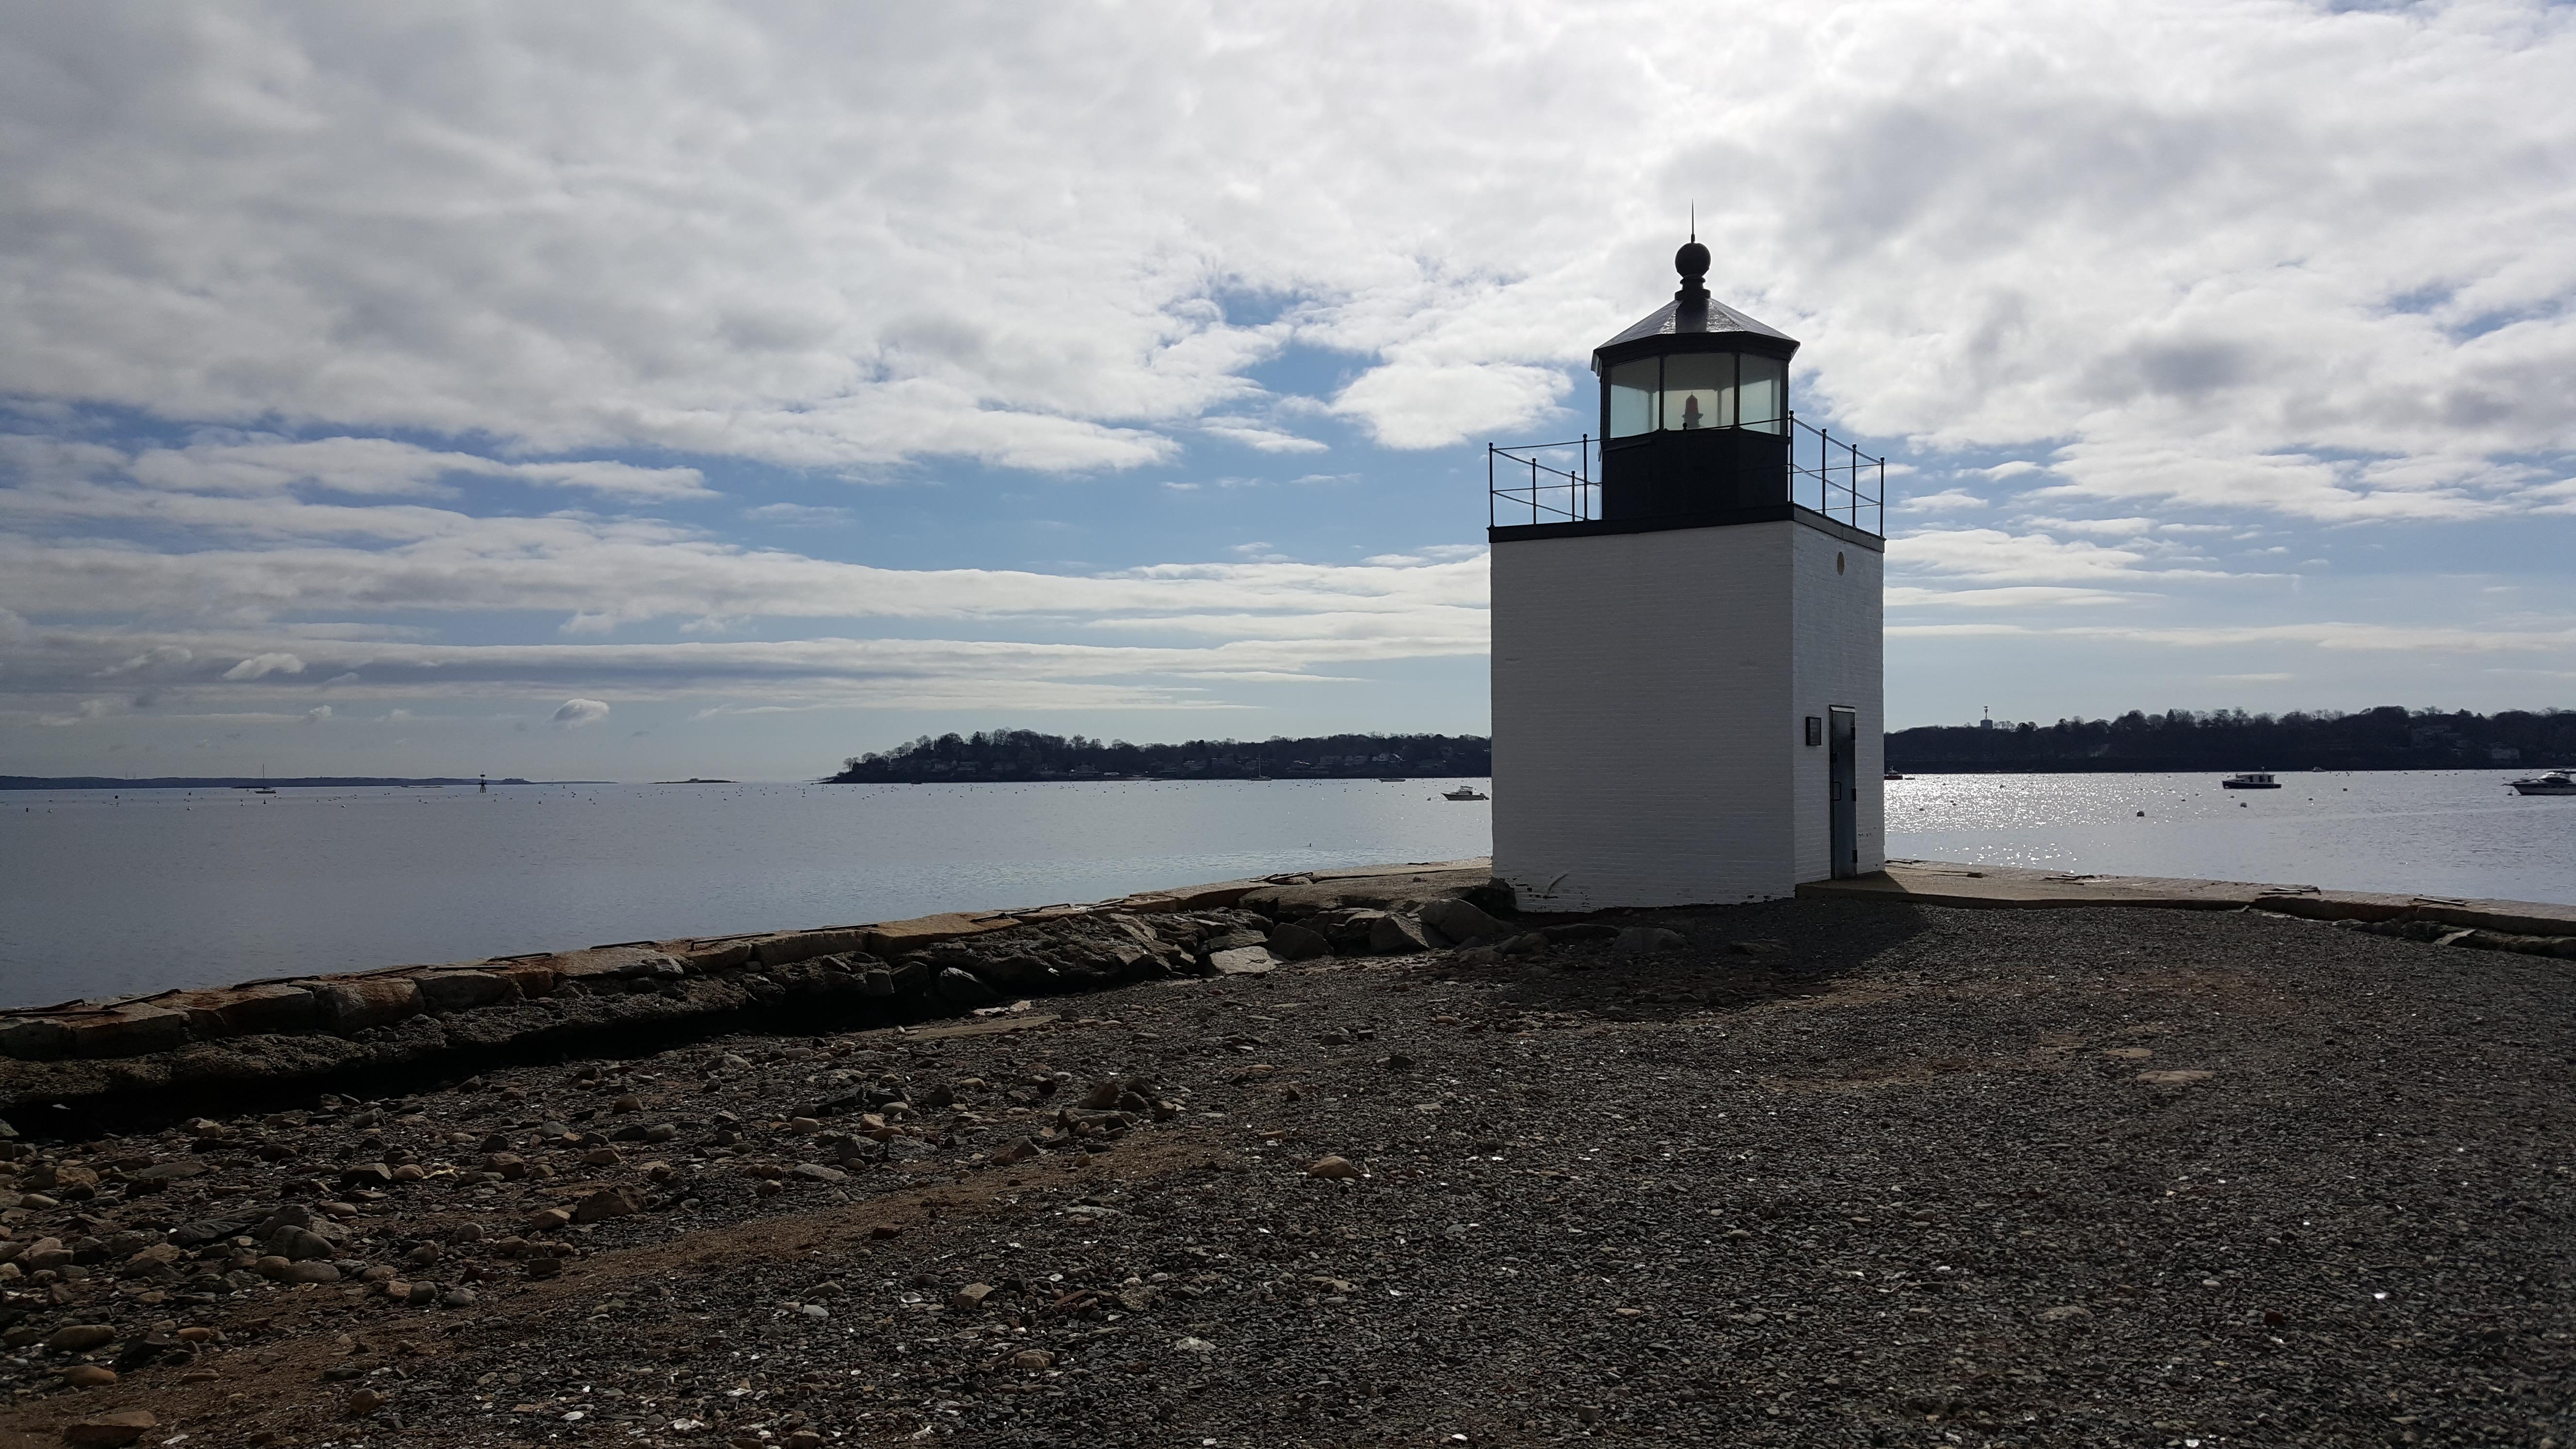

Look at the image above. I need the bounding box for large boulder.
[933,967,999,1008]
[411,970,518,1013]
[309,977,422,1033]
[1206,946,1276,976]
[177,982,319,1038]
[1265,923,1333,962]
[0,1016,74,1060]
[1420,897,1507,947]
[1368,914,1430,954]
[59,1007,191,1059]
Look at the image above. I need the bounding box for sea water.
[1885,769,2574,908]
[1,769,2566,1008]
[0,780,1494,1006]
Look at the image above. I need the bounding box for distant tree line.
[1887,706,2573,773]
[830,729,1493,783]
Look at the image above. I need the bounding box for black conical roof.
[1598,296,1796,350]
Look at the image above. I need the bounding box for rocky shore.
[0,862,1503,1131]
[0,871,2567,1447]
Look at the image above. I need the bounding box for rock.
[1265,923,1333,962]
[1207,946,1276,977]
[933,966,999,1007]
[1172,1336,1216,1354]
[1368,914,1430,954]
[1420,897,1506,946]
[1306,1155,1362,1179]
[118,1242,183,1278]
[271,1227,338,1262]
[61,1410,156,1446]
[310,975,424,1032]
[789,1163,847,1184]
[1010,1348,1053,1370]
[346,1386,387,1416]
[410,970,517,1012]
[57,1006,193,1059]
[950,1282,994,1310]
[527,1208,573,1232]
[0,1016,74,1060]
[858,968,896,996]
[177,982,322,1038]
[285,1260,342,1284]
[61,1363,117,1387]
[440,1287,477,1308]
[1498,932,1549,955]
[2038,1304,2092,1321]
[2137,1070,2217,1085]
[610,1094,643,1113]
[990,1138,1041,1165]
[45,1324,115,1353]
[1613,927,1687,954]
[571,1187,644,1224]
[1725,939,1789,956]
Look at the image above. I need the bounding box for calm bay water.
[1885,769,2575,907]
[0,769,2565,1009]
[0,780,1493,1008]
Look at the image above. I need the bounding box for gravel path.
[0,899,2568,1448]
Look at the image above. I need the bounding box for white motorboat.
[2221,772,2280,789]
[1442,786,1489,801]
[2508,769,2576,796]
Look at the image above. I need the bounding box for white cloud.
[551,698,610,728]
[1895,488,1989,513]
[0,4,2564,495]
[741,502,852,526]
[129,437,714,502]
[1200,419,1328,454]
[221,652,306,681]
[303,704,331,724]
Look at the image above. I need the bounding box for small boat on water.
[2221,772,2280,789]
[1883,770,1907,781]
[1379,777,1407,783]
[2508,769,2576,796]
[1442,786,1489,801]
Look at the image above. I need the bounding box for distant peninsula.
[1890,705,2572,774]
[829,728,1491,783]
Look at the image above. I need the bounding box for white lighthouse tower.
[1487,238,1885,910]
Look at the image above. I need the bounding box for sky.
[3,1,2572,781]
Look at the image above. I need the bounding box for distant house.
[2491,745,2522,764]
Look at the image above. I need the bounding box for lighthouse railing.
[1786,412,1886,537]
[1487,436,1599,527]
[1491,423,1885,537]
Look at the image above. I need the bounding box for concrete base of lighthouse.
[1489,509,1883,912]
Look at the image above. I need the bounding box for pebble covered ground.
[0,898,2567,1448]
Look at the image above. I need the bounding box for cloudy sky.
[4,1,2571,780]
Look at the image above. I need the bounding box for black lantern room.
[1591,238,1799,522]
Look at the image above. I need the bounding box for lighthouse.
[1486,239,1885,910]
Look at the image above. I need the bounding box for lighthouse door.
[1827,707,1859,878]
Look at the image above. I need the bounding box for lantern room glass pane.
[1606,359,1657,438]
[1738,355,1785,433]
[1661,352,1734,431]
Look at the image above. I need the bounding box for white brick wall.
[1491,517,1882,910]
[1789,523,1885,881]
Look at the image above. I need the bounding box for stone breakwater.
[0,861,1508,1127]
